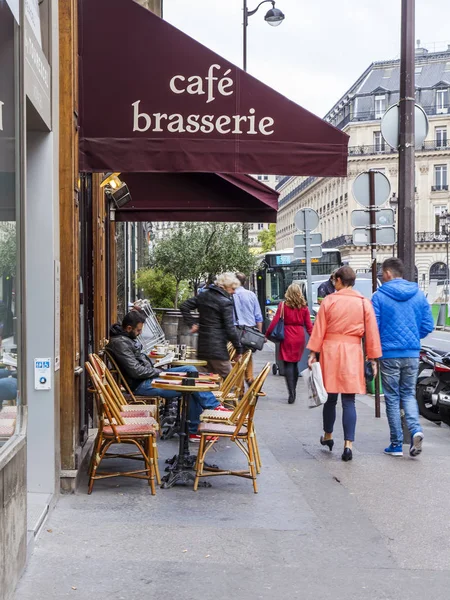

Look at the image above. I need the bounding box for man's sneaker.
[384,443,403,456]
[213,404,230,412]
[410,431,424,457]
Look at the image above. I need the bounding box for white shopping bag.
[301,363,327,408]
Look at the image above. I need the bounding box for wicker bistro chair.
[103,349,161,420]
[194,363,270,494]
[213,350,252,408]
[90,354,158,421]
[88,355,161,484]
[199,363,270,474]
[86,363,159,495]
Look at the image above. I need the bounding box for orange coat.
[307,288,382,394]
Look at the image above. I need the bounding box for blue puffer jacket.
[372,279,434,359]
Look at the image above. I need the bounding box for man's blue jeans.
[379,357,421,446]
[134,366,220,433]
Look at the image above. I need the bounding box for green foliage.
[0,223,16,278]
[150,223,258,298]
[135,268,189,309]
[258,223,276,253]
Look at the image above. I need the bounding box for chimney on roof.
[415,39,428,55]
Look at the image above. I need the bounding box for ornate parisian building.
[276,45,450,290]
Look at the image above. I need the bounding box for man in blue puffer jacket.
[372,258,434,458]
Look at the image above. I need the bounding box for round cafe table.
[151,379,219,489]
[170,359,208,368]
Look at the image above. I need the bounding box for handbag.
[233,303,266,351]
[268,301,285,343]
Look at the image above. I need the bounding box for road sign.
[351,208,395,228]
[352,171,391,207]
[381,102,429,149]
[352,227,395,246]
[294,208,319,232]
[294,232,322,247]
[293,245,323,260]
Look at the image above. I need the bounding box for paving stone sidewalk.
[15,347,450,599]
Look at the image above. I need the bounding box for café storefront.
[58,0,349,491]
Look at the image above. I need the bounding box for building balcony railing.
[322,232,449,248]
[348,139,450,157]
[334,105,450,130]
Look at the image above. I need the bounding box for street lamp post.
[243,0,285,72]
[241,0,284,243]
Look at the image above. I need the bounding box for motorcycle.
[416,345,450,424]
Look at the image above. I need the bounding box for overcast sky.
[164,0,450,117]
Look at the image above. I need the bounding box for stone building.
[276,45,450,288]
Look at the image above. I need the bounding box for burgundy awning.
[115,172,278,223]
[78,0,348,177]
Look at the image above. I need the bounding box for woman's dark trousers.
[283,361,298,404]
[323,393,357,441]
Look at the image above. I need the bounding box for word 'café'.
[132,63,275,136]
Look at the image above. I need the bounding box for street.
[423,329,450,352]
[15,346,450,600]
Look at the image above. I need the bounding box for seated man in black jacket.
[107,311,226,442]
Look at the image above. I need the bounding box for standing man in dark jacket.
[181,272,243,378]
[372,258,434,458]
[106,311,226,441]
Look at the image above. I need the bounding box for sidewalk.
[15,347,450,599]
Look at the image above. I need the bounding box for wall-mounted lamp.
[100,172,132,209]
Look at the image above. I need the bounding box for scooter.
[416,345,450,424]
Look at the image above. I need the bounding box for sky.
[163,0,450,118]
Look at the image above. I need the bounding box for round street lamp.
[264,5,285,26]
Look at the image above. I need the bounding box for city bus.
[254,248,342,328]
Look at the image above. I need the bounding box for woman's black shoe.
[288,395,295,404]
[342,448,353,462]
[320,436,334,451]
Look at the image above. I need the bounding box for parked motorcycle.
[416,345,450,424]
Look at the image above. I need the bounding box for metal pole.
[243,0,248,72]
[397,0,415,281]
[369,171,381,418]
[305,228,313,313]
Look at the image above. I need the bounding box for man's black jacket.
[180,285,242,361]
[106,324,160,391]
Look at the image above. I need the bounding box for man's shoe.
[410,431,424,457]
[384,443,403,456]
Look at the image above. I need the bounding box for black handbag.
[268,302,285,343]
[233,302,266,351]
[236,325,266,351]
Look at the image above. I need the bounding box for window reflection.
[0,3,19,447]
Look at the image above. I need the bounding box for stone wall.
[0,435,27,600]
[134,0,162,16]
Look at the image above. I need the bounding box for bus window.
[266,270,284,302]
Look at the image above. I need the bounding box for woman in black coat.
[180,272,243,378]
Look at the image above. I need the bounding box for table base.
[161,470,211,489]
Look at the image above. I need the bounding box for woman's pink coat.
[307,288,382,394]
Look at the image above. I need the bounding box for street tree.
[257,223,276,253]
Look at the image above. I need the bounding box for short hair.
[216,272,240,289]
[382,257,404,278]
[334,266,356,288]
[235,272,247,286]
[122,311,146,329]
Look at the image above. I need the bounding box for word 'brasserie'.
[132,63,276,136]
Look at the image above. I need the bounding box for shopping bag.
[301,363,327,408]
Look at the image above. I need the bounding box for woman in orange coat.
[307,266,382,462]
